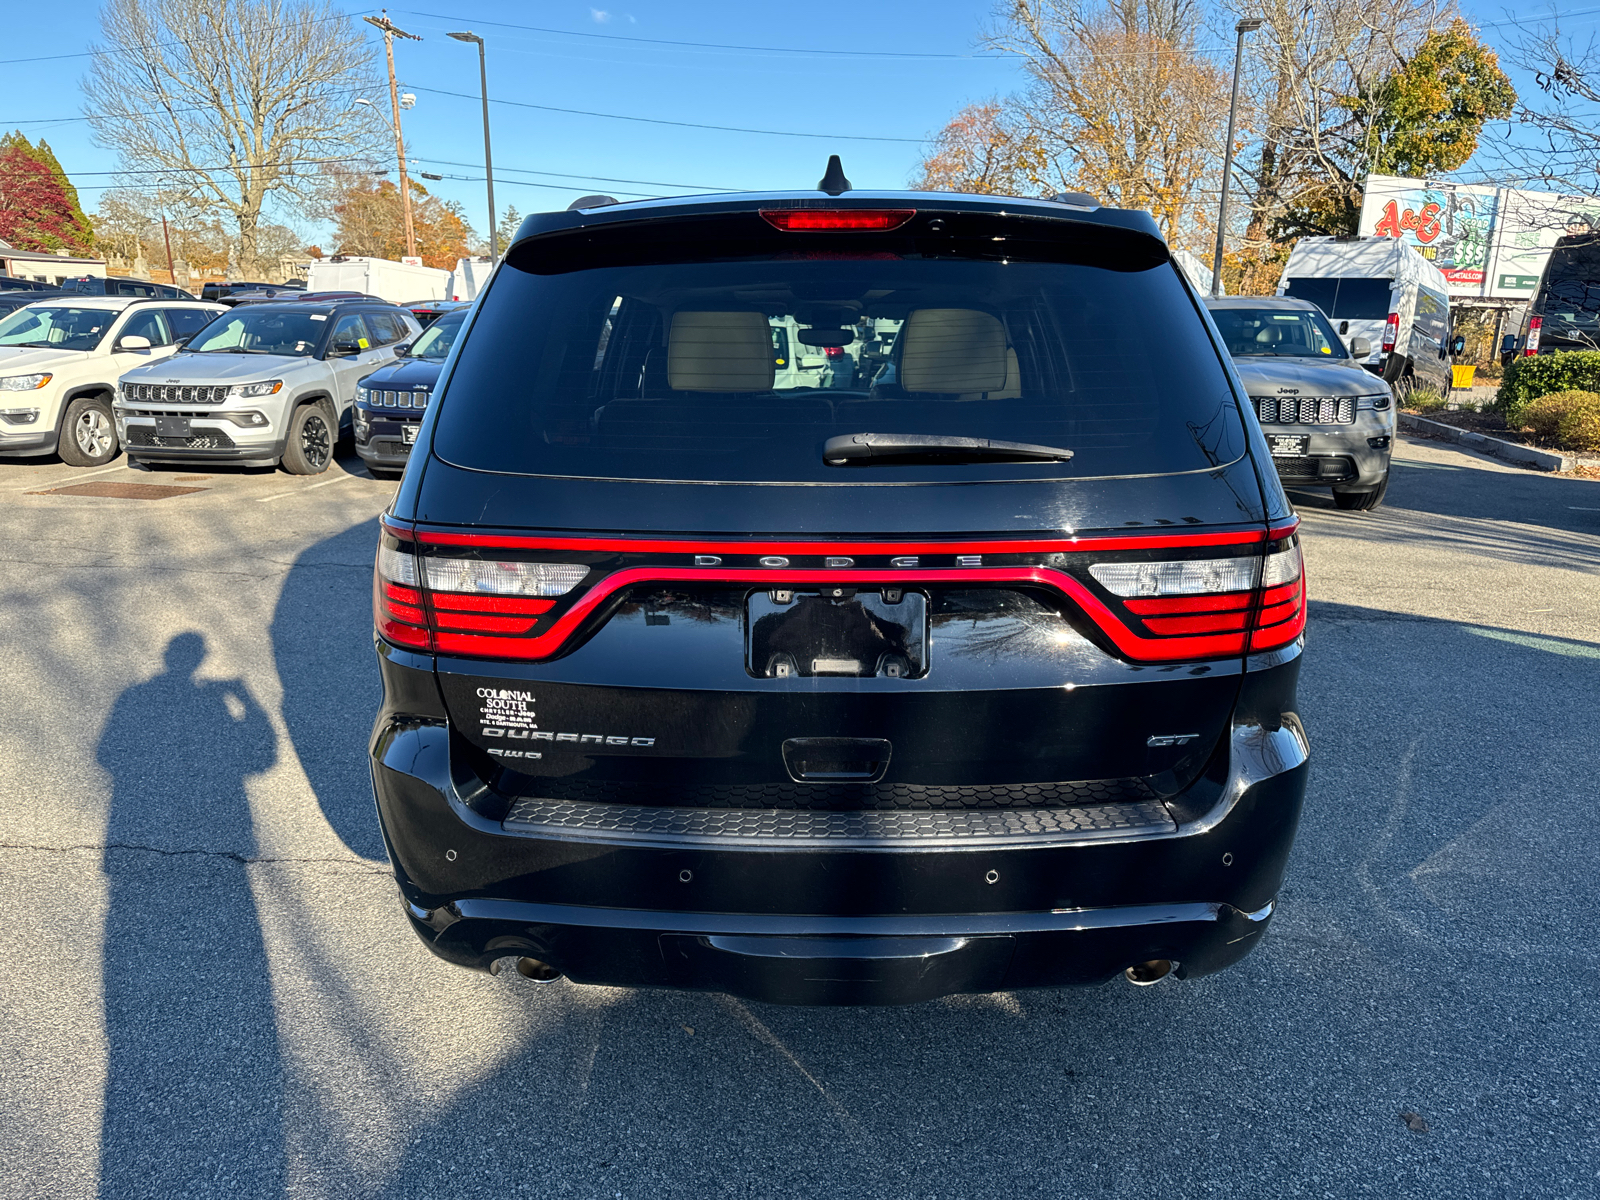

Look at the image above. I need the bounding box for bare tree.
[83,0,382,277]
[1496,17,1600,193]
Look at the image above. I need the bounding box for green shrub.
[1496,351,1600,424]
[1520,389,1600,451]
[1520,390,1598,438]
[1406,387,1449,413]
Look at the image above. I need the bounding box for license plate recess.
[154,416,193,438]
[747,589,927,679]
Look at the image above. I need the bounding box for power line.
[397,9,1015,60]
[406,84,925,142]
[413,157,736,191]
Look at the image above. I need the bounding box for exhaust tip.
[515,957,563,983]
[1124,959,1174,986]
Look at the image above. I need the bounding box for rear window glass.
[434,226,1246,483]
[1284,276,1392,320]
[1537,238,1600,329]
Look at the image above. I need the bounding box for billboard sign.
[1358,174,1600,302]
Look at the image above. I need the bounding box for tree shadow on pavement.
[270,515,388,860]
[93,632,282,1198]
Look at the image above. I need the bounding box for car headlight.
[1356,394,1392,411]
[356,385,369,402]
[0,373,52,391]
[0,407,42,424]
[229,380,283,399]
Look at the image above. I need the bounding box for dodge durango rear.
[368,171,1310,1005]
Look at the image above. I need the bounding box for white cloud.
[590,8,611,21]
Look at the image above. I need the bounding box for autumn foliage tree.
[330,174,471,269]
[916,1,1230,249]
[0,133,94,254]
[913,102,1048,196]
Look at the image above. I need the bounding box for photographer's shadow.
[94,633,284,1197]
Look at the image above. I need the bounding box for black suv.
[353,308,465,475]
[370,171,1310,1005]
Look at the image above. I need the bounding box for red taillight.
[1381,312,1399,354]
[374,538,585,655]
[760,209,915,232]
[823,345,844,359]
[1525,316,1542,356]
[1085,527,1306,660]
[373,522,1306,665]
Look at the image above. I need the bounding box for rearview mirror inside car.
[798,328,855,348]
[1349,337,1371,359]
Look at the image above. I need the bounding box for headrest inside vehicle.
[668,311,775,392]
[898,308,1008,394]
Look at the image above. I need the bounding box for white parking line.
[255,472,363,503]
[15,461,134,491]
[1569,506,1600,512]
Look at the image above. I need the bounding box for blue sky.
[0,0,1591,244]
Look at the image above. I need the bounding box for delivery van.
[1277,236,1454,396]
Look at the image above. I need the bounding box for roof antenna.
[817,155,852,197]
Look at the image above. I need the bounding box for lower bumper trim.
[405,894,1276,1004]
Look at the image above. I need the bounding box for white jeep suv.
[114,300,420,473]
[0,296,224,466]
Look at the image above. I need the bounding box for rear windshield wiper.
[823,432,1074,465]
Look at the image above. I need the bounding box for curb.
[1399,412,1574,473]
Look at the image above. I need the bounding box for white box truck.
[306,256,451,304]
[1276,236,1455,395]
[448,257,495,301]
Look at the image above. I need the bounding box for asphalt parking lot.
[2,438,1598,1198]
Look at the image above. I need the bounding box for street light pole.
[448,31,498,266]
[364,11,423,261]
[1212,17,1263,297]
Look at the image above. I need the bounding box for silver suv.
[1204,296,1396,512]
[114,300,421,473]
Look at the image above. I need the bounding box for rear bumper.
[370,666,1310,1003]
[402,893,1278,1005]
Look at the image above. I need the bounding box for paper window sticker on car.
[358,337,370,349]
[309,314,327,321]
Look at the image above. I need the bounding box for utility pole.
[364,11,423,260]
[1212,17,1263,297]
[161,216,176,286]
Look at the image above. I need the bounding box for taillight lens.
[373,541,589,653]
[1087,536,1305,658]
[1382,312,1399,353]
[1525,316,1542,356]
[760,209,915,231]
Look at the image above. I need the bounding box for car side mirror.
[1449,334,1466,356]
[393,341,412,357]
[1349,336,1371,359]
[329,341,360,357]
[118,335,152,351]
[174,335,193,348]
[1501,335,1517,353]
